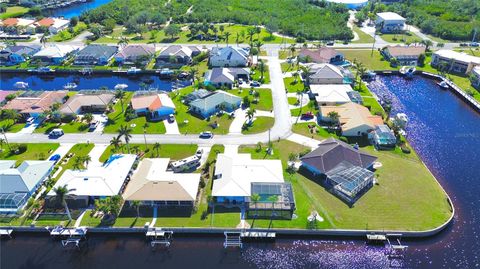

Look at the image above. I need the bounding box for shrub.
[400,144,411,154]
[339,136,348,143]
[199,178,206,188]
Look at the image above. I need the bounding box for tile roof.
[36,17,55,27]
[385,45,426,58]
[3,91,67,114]
[115,44,155,59]
[130,93,175,111]
[59,93,114,114]
[299,48,340,63]
[320,102,384,132]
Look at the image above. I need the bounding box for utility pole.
[1,128,11,150]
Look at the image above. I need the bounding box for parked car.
[26,117,35,124]
[48,128,64,138]
[168,114,175,123]
[238,78,244,85]
[326,41,334,46]
[470,42,479,47]
[199,131,213,138]
[48,154,61,164]
[250,81,261,87]
[88,120,98,132]
[195,149,204,158]
[301,112,315,119]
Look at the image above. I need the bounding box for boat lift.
[224,232,243,248]
[146,228,173,248]
[240,231,276,242]
[0,228,13,239]
[47,226,88,248]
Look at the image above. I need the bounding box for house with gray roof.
[305,63,350,84]
[0,160,55,213]
[204,67,250,88]
[156,45,200,67]
[0,44,41,66]
[300,138,377,204]
[209,46,249,67]
[189,90,242,118]
[73,44,118,66]
[114,44,155,65]
[298,47,344,64]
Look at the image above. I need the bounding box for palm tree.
[254,40,264,61]
[118,125,132,153]
[295,89,304,124]
[53,185,74,221]
[250,193,261,228]
[115,90,126,113]
[82,155,92,168]
[110,136,122,152]
[258,60,266,82]
[223,31,231,46]
[132,145,140,154]
[267,195,278,228]
[117,36,129,48]
[153,142,161,157]
[72,156,83,170]
[289,44,296,59]
[327,111,340,128]
[131,200,141,219]
[142,122,149,149]
[235,32,240,46]
[247,27,256,46]
[246,108,256,121]
[0,138,4,151]
[83,113,94,124]
[190,67,198,86]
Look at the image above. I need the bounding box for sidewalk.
[287,133,321,149]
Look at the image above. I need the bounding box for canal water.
[1,75,480,268]
[0,73,190,91]
[45,0,113,19]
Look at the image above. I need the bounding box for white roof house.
[432,50,480,74]
[212,153,284,197]
[376,12,406,33]
[49,18,70,33]
[33,44,80,59]
[123,158,200,203]
[48,154,136,198]
[209,46,249,67]
[189,90,242,117]
[306,63,346,84]
[376,12,406,21]
[310,84,354,105]
[433,50,480,65]
[0,160,55,193]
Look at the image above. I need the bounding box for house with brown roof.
[35,17,69,34]
[3,91,67,117]
[1,18,36,34]
[114,44,155,65]
[130,93,175,121]
[59,93,114,115]
[298,47,344,64]
[123,158,200,208]
[318,102,383,137]
[382,45,426,66]
[300,138,377,204]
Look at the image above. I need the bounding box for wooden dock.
[48,226,88,237]
[224,232,242,248]
[240,231,276,241]
[0,228,13,239]
[146,228,173,248]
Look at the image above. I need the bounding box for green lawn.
[240,140,452,230]
[0,119,25,133]
[292,123,339,141]
[241,116,275,134]
[288,97,298,105]
[0,143,59,166]
[231,88,273,111]
[95,24,294,44]
[103,92,166,134]
[281,62,299,73]
[290,100,317,117]
[251,62,270,84]
[284,77,305,93]
[51,143,95,182]
[170,87,234,135]
[379,31,422,44]
[351,25,374,44]
[279,49,298,60]
[99,143,198,162]
[338,49,394,71]
[49,22,87,42]
[34,121,89,134]
[0,6,29,19]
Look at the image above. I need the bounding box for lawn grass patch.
[292,123,339,141]
[284,77,305,93]
[338,49,394,71]
[0,6,29,19]
[0,143,59,166]
[351,25,374,44]
[231,88,273,111]
[379,31,422,44]
[0,119,25,133]
[99,143,198,163]
[241,116,274,134]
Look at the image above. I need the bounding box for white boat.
[114,84,128,90]
[127,67,141,74]
[14,81,29,89]
[437,80,449,90]
[63,83,77,90]
[399,66,416,77]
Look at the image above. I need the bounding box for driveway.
[88,143,109,166]
[163,118,180,135]
[229,109,247,134]
[48,143,75,159]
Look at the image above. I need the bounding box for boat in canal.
[437,80,449,89]
[13,81,29,89]
[399,66,416,78]
[63,82,78,90]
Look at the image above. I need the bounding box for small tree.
[83,113,94,124]
[165,24,181,39]
[53,185,74,221]
[131,200,141,219]
[327,111,340,127]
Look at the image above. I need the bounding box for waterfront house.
[300,138,377,204]
[0,44,41,65]
[0,160,55,213]
[431,50,480,75]
[382,45,426,66]
[3,91,67,118]
[170,155,201,173]
[32,44,80,64]
[212,153,295,219]
[209,46,249,67]
[34,17,70,34]
[59,93,114,115]
[309,84,355,106]
[47,154,137,208]
[156,45,200,67]
[204,67,250,89]
[183,89,211,104]
[73,44,118,66]
[375,12,406,33]
[318,102,384,137]
[298,47,344,64]
[369,124,397,149]
[305,63,350,84]
[189,90,242,118]
[114,44,155,65]
[123,158,200,208]
[130,93,175,121]
[472,66,480,89]
[0,18,36,34]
